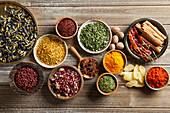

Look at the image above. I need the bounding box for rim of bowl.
[48,64,84,100]
[103,50,127,74]
[0,1,38,64]
[77,19,112,54]
[33,34,68,68]
[96,72,118,95]
[9,61,44,95]
[55,17,78,39]
[124,18,169,62]
[145,66,169,90]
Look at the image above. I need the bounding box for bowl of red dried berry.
[56,17,78,39]
[48,64,84,100]
[9,61,44,95]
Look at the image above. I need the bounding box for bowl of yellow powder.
[33,34,68,68]
[103,50,127,74]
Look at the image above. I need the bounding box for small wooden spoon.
[70,46,99,79]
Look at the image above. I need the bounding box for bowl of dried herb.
[96,73,118,95]
[77,19,112,54]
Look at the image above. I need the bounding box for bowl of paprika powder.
[56,17,78,39]
[145,66,169,90]
[9,61,44,95]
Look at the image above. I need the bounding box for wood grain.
[6,0,170,7]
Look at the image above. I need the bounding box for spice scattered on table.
[57,18,76,37]
[103,51,125,74]
[80,22,110,52]
[98,75,116,93]
[36,36,66,66]
[50,67,81,97]
[80,58,99,78]
[120,64,145,88]
[15,66,38,91]
[146,67,168,88]
[0,6,37,63]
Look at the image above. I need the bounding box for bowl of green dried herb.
[77,19,112,54]
[96,73,118,95]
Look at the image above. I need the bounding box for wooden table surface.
[1,0,170,112]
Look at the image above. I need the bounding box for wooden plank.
[22,6,170,26]
[1,108,170,113]
[0,85,170,108]
[6,0,170,7]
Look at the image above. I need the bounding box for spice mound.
[98,75,116,93]
[80,22,110,52]
[146,67,168,88]
[50,67,81,97]
[36,36,66,66]
[15,66,39,91]
[80,58,99,78]
[57,18,76,37]
[0,6,37,63]
[103,51,125,74]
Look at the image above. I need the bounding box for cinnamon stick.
[140,36,163,53]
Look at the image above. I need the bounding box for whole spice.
[117,32,124,40]
[36,36,66,66]
[50,67,81,97]
[80,22,110,52]
[112,35,119,44]
[103,51,125,74]
[146,67,168,88]
[57,18,76,37]
[98,75,116,93]
[112,26,121,34]
[15,66,38,91]
[0,6,37,63]
[80,58,99,77]
[109,44,115,50]
[116,42,124,49]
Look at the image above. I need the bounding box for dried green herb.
[98,75,116,93]
[80,22,110,52]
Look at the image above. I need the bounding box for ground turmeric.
[103,51,125,74]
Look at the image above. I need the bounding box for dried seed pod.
[109,44,115,50]
[112,26,121,34]
[117,32,124,40]
[116,42,124,49]
[112,35,119,44]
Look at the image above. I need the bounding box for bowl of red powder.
[145,66,169,90]
[56,17,78,39]
[9,61,44,95]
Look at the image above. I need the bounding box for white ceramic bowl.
[77,19,112,54]
[33,34,68,68]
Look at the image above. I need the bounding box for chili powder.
[146,67,168,88]
[15,66,39,91]
[57,18,76,37]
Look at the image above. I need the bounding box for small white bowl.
[33,34,68,68]
[77,19,112,54]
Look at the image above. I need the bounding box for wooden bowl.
[124,18,168,62]
[56,17,78,39]
[0,1,38,64]
[103,50,127,74]
[77,19,112,54]
[9,61,44,95]
[145,66,169,90]
[33,34,68,68]
[48,64,84,100]
[96,73,118,95]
